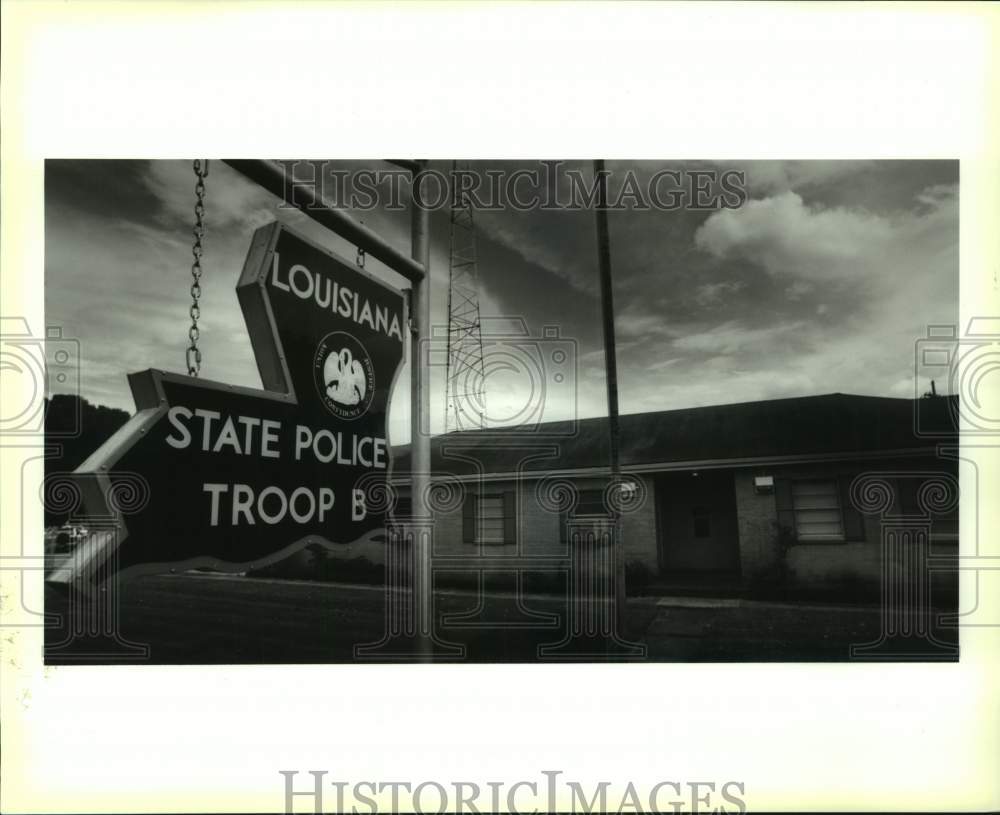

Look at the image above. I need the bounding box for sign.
[54,221,407,584]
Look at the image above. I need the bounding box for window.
[463,490,515,545]
[777,476,864,544]
[575,489,607,519]
[477,495,506,544]
[791,480,845,541]
[558,489,609,544]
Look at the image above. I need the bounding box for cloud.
[693,191,893,281]
[646,357,681,372]
[916,183,958,209]
[616,311,679,340]
[138,160,277,232]
[694,280,745,306]
[724,160,875,196]
[614,176,958,412]
[671,319,806,356]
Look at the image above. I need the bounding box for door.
[658,470,740,574]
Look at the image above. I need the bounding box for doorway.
[657,470,741,576]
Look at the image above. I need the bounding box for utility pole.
[593,159,628,627]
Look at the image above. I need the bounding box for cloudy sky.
[45,159,958,444]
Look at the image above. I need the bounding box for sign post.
[409,161,435,659]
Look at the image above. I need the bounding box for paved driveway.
[44,574,959,664]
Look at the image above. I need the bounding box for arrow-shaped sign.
[50,221,407,586]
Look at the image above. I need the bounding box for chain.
[355,218,366,269]
[186,159,209,376]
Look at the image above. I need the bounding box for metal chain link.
[355,218,366,269]
[186,159,209,376]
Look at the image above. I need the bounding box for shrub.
[625,559,652,593]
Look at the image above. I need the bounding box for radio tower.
[444,161,487,432]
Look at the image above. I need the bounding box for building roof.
[390,393,958,476]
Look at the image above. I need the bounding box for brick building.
[388,393,959,600]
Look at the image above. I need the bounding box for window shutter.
[462,492,476,543]
[839,475,865,541]
[775,478,796,542]
[503,490,516,545]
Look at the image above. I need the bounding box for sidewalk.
[639,595,958,661]
[646,594,882,613]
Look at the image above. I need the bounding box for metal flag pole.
[593,159,628,627]
[409,161,434,660]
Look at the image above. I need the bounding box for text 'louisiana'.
[271,252,403,342]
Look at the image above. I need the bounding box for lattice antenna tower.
[444,160,488,432]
